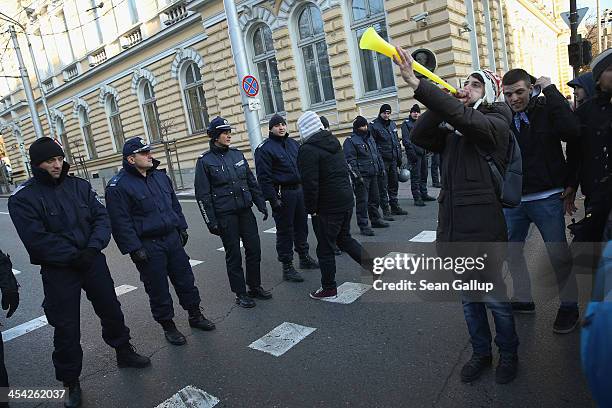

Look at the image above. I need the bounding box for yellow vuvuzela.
[359,27,457,94]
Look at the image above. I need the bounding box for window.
[251,24,285,116]
[78,108,97,159]
[351,0,394,94]
[140,80,161,143]
[53,11,75,67]
[182,62,209,133]
[297,4,335,106]
[105,95,124,151]
[55,118,72,162]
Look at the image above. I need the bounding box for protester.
[394,48,519,384]
[0,250,18,408]
[430,153,441,188]
[567,72,596,109]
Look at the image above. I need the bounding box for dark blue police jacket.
[8,162,111,267]
[105,158,188,255]
[254,132,302,202]
[371,116,402,163]
[343,130,384,178]
[194,141,266,227]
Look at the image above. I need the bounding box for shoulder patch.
[10,183,28,196]
[229,146,239,151]
[107,172,124,188]
[199,150,212,158]
[256,138,269,150]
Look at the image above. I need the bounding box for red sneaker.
[309,288,338,300]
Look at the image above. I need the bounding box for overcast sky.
[576,0,612,20]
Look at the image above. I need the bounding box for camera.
[411,12,429,23]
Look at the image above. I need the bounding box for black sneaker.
[159,320,187,345]
[360,227,375,236]
[63,380,82,408]
[553,307,579,334]
[309,287,338,300]
[511,300,536,314]
[495,353,518,384]
[390,205,408,215]
[282,262,304,282]
[188,307,216,331]
[371,220,389,228]
[382,210,395,221]
[235,293,256,308]
[333,247,342,256]
[299,254,319,269]
[414,199,426,207]
[248,286,273,299]
[460,353,492,382]
[116,343,151,368]
[422,195,437,201]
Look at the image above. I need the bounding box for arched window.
[78,107,97,159]
[252,24,285,115]
[297,4,335,106]
[55,118,72,162]
[351,0,394,94]
[139,79,161,143]
[105,95,124,151]
[182,62,209,133]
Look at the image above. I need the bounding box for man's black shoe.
[248,286,273,299]
[382,210,395,221]
[236,293,256,308]
[159,320,187,345]
[495,353,518,384]
[422,195,436,201]
[390,205,408,215]
[432,182,442,188]
[553,307,579,334]
[116,343,151,368]
[333,247,342,256]
[511,300,535,314]
[299,254,319,269]
[460,354,492,382]
[63,380,82,408]
[282,262,304,282]
[188,307,216,331]
[414,199,425,207]
[360,227,375,236]
[371,220,389,228]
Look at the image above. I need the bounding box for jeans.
[504,193,578,309]
[462,300,519,355]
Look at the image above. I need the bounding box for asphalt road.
[0,185,595,408]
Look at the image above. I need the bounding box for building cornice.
[516,0,562,34]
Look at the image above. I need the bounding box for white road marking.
[217,241,243,252]
[189,259,203,267]
[12,269,21,275]
[385,252,415,259]
[264,227,277,234]
[0,211,9,215]
[308,214,312,219]
[409,230,437,242]
[155,385,219,408]
[248,322,316,357]
[320,282,372,304]
[2,285,138,342]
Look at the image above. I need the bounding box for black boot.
[460,354,492,382]
[282,262,304,282]
[371,219,389,228]
[382,209,395,221]
[188,307,216,331]
[159,320,187,345]
[63,380,82,408]
[360,227,375,236]
[414,199,425,207]
[248,286,273,299]
[236,293,256,308]
[390,204,408,215]
[495,353,518,384]
[422,195,436,201]
[116,343,151,368]
[299,254,319,269]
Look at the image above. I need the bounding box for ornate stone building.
[0,0,576,185]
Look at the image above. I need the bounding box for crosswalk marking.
[263,227,277,234]
[12,269,21,275]
[0,211,9,215]
[2,285,138,343]
[409,230,436,242]
[216,241,243,252]
[154,385,219,408]
[248,322,316,357]
[320,282,372,304]
[189,259,203,267]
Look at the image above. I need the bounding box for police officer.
[0,250,18,408]
[343,116,388,236]
[195,117,271,308]
[371,103,408,216]
[8,137,150,408]
[254,114,319,282]
[105,137,215,346]
[401,104,436,206]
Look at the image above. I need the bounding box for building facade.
[0,0,575,185]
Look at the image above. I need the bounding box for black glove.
[208,224,222,236]
[73,248,98,272]
[179,229,189,247]
[130,248,149,264]
[259,207,269,221]
[1,289,19,318]
[271,199,283,211]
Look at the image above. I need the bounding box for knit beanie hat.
[353,115,369,130]
[268,114,286,130]
[379,104,392,114]
[467,69,502,109]
[29,137,64,167]
[410,104,421,113]
[591,48,612,82]
[297,111,323,142]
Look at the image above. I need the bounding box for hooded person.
[296,111,365,300]
[394,48,520,385]
[567,72,596,108]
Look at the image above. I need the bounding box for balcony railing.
[88,47,107,67]
[62,63,79,82]
[42,79,55,93]
[120,26,142,49]
[161,0,188,26]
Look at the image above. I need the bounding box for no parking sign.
[242,75,260,97]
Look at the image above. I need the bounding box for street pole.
[222,0,262,152]
[465,0,480,70]
[26,36,54,139]
[597,0,602,55]
[497,0,510,72]
[482,0,496,71]
[9,25,44,139]
[569,0,579,78]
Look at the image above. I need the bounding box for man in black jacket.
[394,48,519,384]
[371,104,408,216]
[296,111,365,300]
[502,69,579,333]
[0,250,18,408]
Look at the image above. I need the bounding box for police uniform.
[0,250,18,405]
[254,114,318,281]
[8,137,148,400]
[343,118,387,234]
[371,104,408,215]
[401,110,435,205]
[195,117,270,307]
[105,137,214,345]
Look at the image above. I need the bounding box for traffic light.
[568,42,582,67]
[581,40,592,66]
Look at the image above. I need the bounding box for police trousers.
[353,175,381,229]
[272,187,310,263]
[408,154,428,200]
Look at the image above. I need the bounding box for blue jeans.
[504,193,578,309]
[462,300,519,355]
